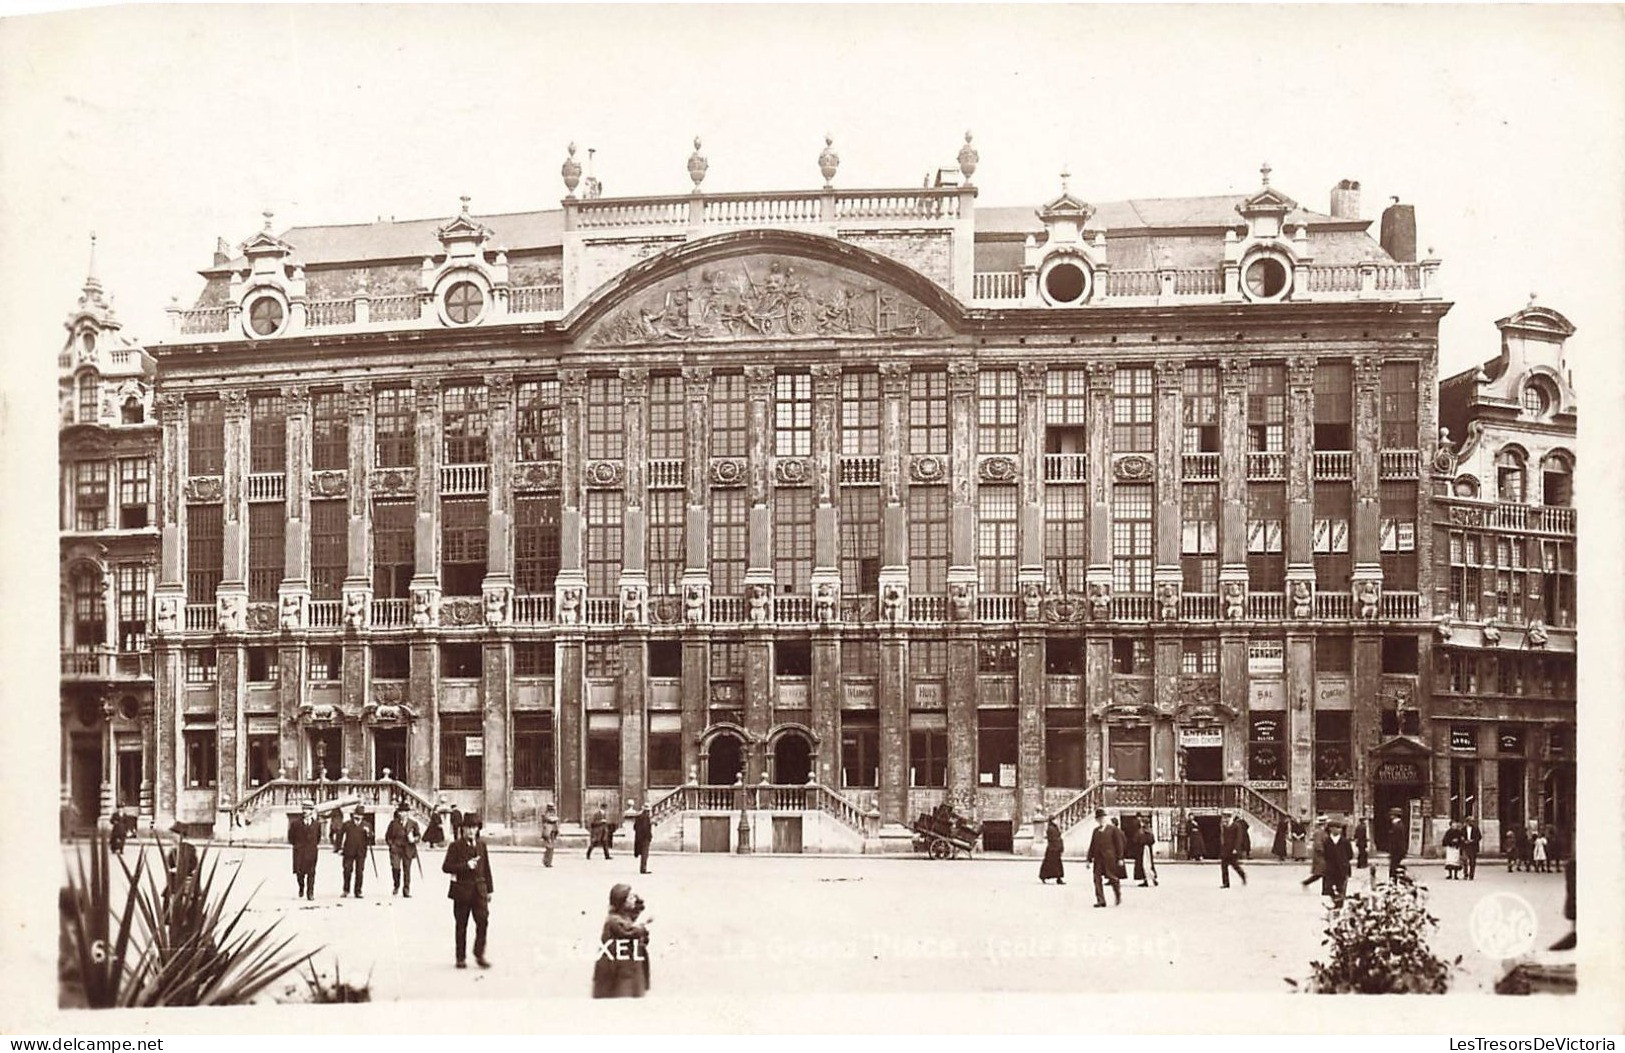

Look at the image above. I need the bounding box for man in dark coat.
[1218,811,1248,889]
[289,800,322,900]
[540,803,561,868]
[108,809,130,855]
[1084,808,1125,908]
[442,814,494,969]
[633,801,654,875]
[1462,816,1482,880]
[1301,814,1328,889]
[592,883,651,998]
[385,804,422,897]
[1132,816,1157,887]
[588,807,614,860]
[335,806,374,898]
[1039,818,1065,884]
[1321,819,1354,905]
[1186,817,1207,861]
[1386,808,1409,881]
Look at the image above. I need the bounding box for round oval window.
[444,281,485,325]
[248,296,285,336]
[1244,256,1289,299]
[1044,261,1088,305]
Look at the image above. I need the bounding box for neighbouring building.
[125,139,1468,852]
[1430,302,1577,852]
[58,237,160,835]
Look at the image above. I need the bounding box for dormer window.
[121,397,144,425]
[247,294,286,337]
[1039,254,1092,307]
[80,331,96,358]
[1495,448,1526,504]
[1521,379,1554,418]
[443,280,486,326]
[1242,251,1292,302]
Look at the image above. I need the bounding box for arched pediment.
[567,229,964,347]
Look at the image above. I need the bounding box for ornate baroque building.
[134,140,1461,852]
[58,238,160,833]
[1430,304,1577,849]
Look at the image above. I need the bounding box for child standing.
[1532,830,1550,873]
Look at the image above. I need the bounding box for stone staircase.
[230,778,438,841]
[1047,781,1291,852]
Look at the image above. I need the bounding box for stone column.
[1152,638,1182,778]
[1286,633,1315,817]
[681,637,709,784]
[154,393,187,591]
[1351,355,1383,601]
[1016,362,1046,591]
[277,645,306,781]
[947,359,978,592]
[342,382,373,625]
[219,388,250,606]
[1285,357,1317,610]
[153,649,180,826]
[945,628,977,800]
[484,375,515,612]
[1016,627,1045,826]
[1083,637,1111,784]
[1351,631,1382,821]
[281,385,312,601]
[743,628,771,784]
[1220,633,1249,778]
[681,367,712,616]
[878,622,908,825]
[554,370,587,824]
[341,647,366,776]
[409,642,437,792]
[410,379,442,619]
[1219,357,1250,608]
[742,366,776,783]
[620,634,648,810]
[216,390,249,813]
[484,641,510,825]
[619,366,649,606]
[878,362,910,605]
[810,626,841,786]
[1153,360,1184,616]
[216,646,244,815]
[1415,352,1441,618]
[810,364,842,781]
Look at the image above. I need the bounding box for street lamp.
[735,770,752,854]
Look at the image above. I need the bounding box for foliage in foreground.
[60,832,320,1008]
[1287,877,1460,994]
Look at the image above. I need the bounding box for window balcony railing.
[61,650,112,678]
[1181,452,1219,480]
[908,594,946,624]
[978,594,1017,622]
[646,459,685,489]
[508,284,563,315]
[369,294,420,323]
[1313,451,1352,479]
[1314,591,1352,620]
[1182,593,1219,620]
[583,598,619,625]
[308,600,341,630]
[246,472,286,503]
[372,598,411,628]
[710,595,746,623]
[1246,451,1287,480]
[1043,453,1088,483]
[1173,269,1223,296]
[776,595,813,624]
[1246,592,1285,620]
[1107,269,1159,298]
[1447,500,1576,536]
[973,271,1024,302]
[184,604,214,632]
[1112,594,1154,622]
[510,594,554,625]
[839,456,882,486]
[440,463,488,495]
[1380,591,1421,619]
[176,307,231,335]
[1379,449,1420,478]
[305,299,357,328]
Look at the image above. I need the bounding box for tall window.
[439,714,484,789]
[74,462,109,531]
[247,504,285,602]
[117,457,150,529]
[374,388,415,468]
[586,714,621,788]
[1541,453,1572,507]
[586,375,624,460]
[513,713,554,790]
[1046,709,1087,787]
[1181,484,1218,593]
[710,489,746,596]
[1112,483,1153,594]
[442,384,488,464]
[648,374,685,459]
[1247,364,1286,452]
[840,488,881,595]
[841,713,880,788]
[184,729,218,789]
[1182,365,1219,453]
[908,370,948,455]
[585,490,622,595]
[1112,366,1153,452]
[184,649,218,684]
[977,709,1019,787]
[372,499,414,599]
[1540,541,1574,629]
[977,486,1017,593]
[1381,362,1419,448]
[1379,480,1417,589]
[907,487,948,594]
[515,379,561,461]
[710,373,747,458]
[647,489,684,596]
[1246,484,1285,590]
[1182,638,1219,675]
[116,564,148,652]
[78,374,99,424]
[1046,369,1088,427]
[309,499,346,600]
[186,504,223,602]
[71,567,104,650]
[249,393,285,473]
[1496,449,1527,504]
[841,373,880,455]
[977,369,1018,455]
[187,398,223,475]
[514,495,560,596]
[1045,484,1088,591]
[774,488,813,594]
[1314,362,1352,450]
[311,390,348,471]
[1313,484,1352,591]
[440,497,487,595]
[775,373,812,456]
[909,716,948,788]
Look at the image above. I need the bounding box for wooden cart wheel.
[929,839,951,860]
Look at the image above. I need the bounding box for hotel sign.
[1373,761,1421,784]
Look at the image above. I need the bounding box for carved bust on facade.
[1222,582,1246,621]
[484,588,508,627]
[1020,581,1043,621]
[1525,619,1548,648]
[1086,581,1112,619]
[557,587,583,625]
[1353,580,1381,620]
[1289,580,1313,619]
[813,582,838,624]
[747,584,771,623]
[684,583,707,623]
[344,591,367,631]
[880,583,905,623]
[948,582,973,621]
[279,593,305,631]
[1155,582,1180,621]
[411,590,434,628]
[155,596,179,634]
[621,586,645,624]
[217,593,245,634]
[1435,616,1454,641]
[1482,621,1502,646]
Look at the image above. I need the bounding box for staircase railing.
[1049,784,1105,832]
[649,782,878,838]
[1049,781,1292,832]
[1227,782,1293,827]
[235,778,436,824]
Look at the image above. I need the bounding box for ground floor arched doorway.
[706,732,744,785]
[772,731,813,784]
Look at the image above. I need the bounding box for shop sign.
[465,736,484,757]
[1180,729,1223,748]
[1450,726,1476,752]
[1250,717,1280,743]
[1499,728,1524,754]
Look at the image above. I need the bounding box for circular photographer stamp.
[1469,891,1538,958]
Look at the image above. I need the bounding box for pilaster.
[409,641,438,790]
[155,393,187,588]
[1015,628,1044,825]
[1285,357,1315,566]
[1153,359,1184,568]
[744,365,775,589]
[620,635,648,808]
[483,642,511,825]
[680,637,709,782]
[878,362,910,602]
[1219,356,1249,566]
[342,381,373,622]
[811,364,841,606]
[810,630,841,785]
[877,629,908,824]
[947,359,978,573]
[220,389,249,590]
[1351,355,1382,568]
[682,367,712,594]
[1286,633,1314,818]
[410,378,442,619]
[1086,361,1114,570]
[945,631,977,799]
[556,636,584,822]
[1016,362,1046,582]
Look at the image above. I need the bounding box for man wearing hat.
[289,800,323,901]
[385,803,422,897]
[1321,817,1354,906]
[1300,814,1329,890]
[632,799,654,875]
[540,802,561,868]
[335,805,374,899]
[1385,807,1409,881]
[1083,808,1126,908]
[442,813,494,969]
[1218,811,1248,889]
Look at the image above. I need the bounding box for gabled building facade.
[137,141,1455,852]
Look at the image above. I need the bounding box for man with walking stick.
[385,803,422,897]
[336,805,375,898]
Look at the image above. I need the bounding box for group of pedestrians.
[1039,807,1161,906]
[1501,821,1563,874]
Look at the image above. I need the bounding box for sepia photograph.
[2,1,1622,1037]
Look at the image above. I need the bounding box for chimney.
[1380,197,1416,262]
[213,237,232,266]
[1329,179,1361,220]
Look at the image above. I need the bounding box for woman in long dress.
[1039,819,1065,884]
